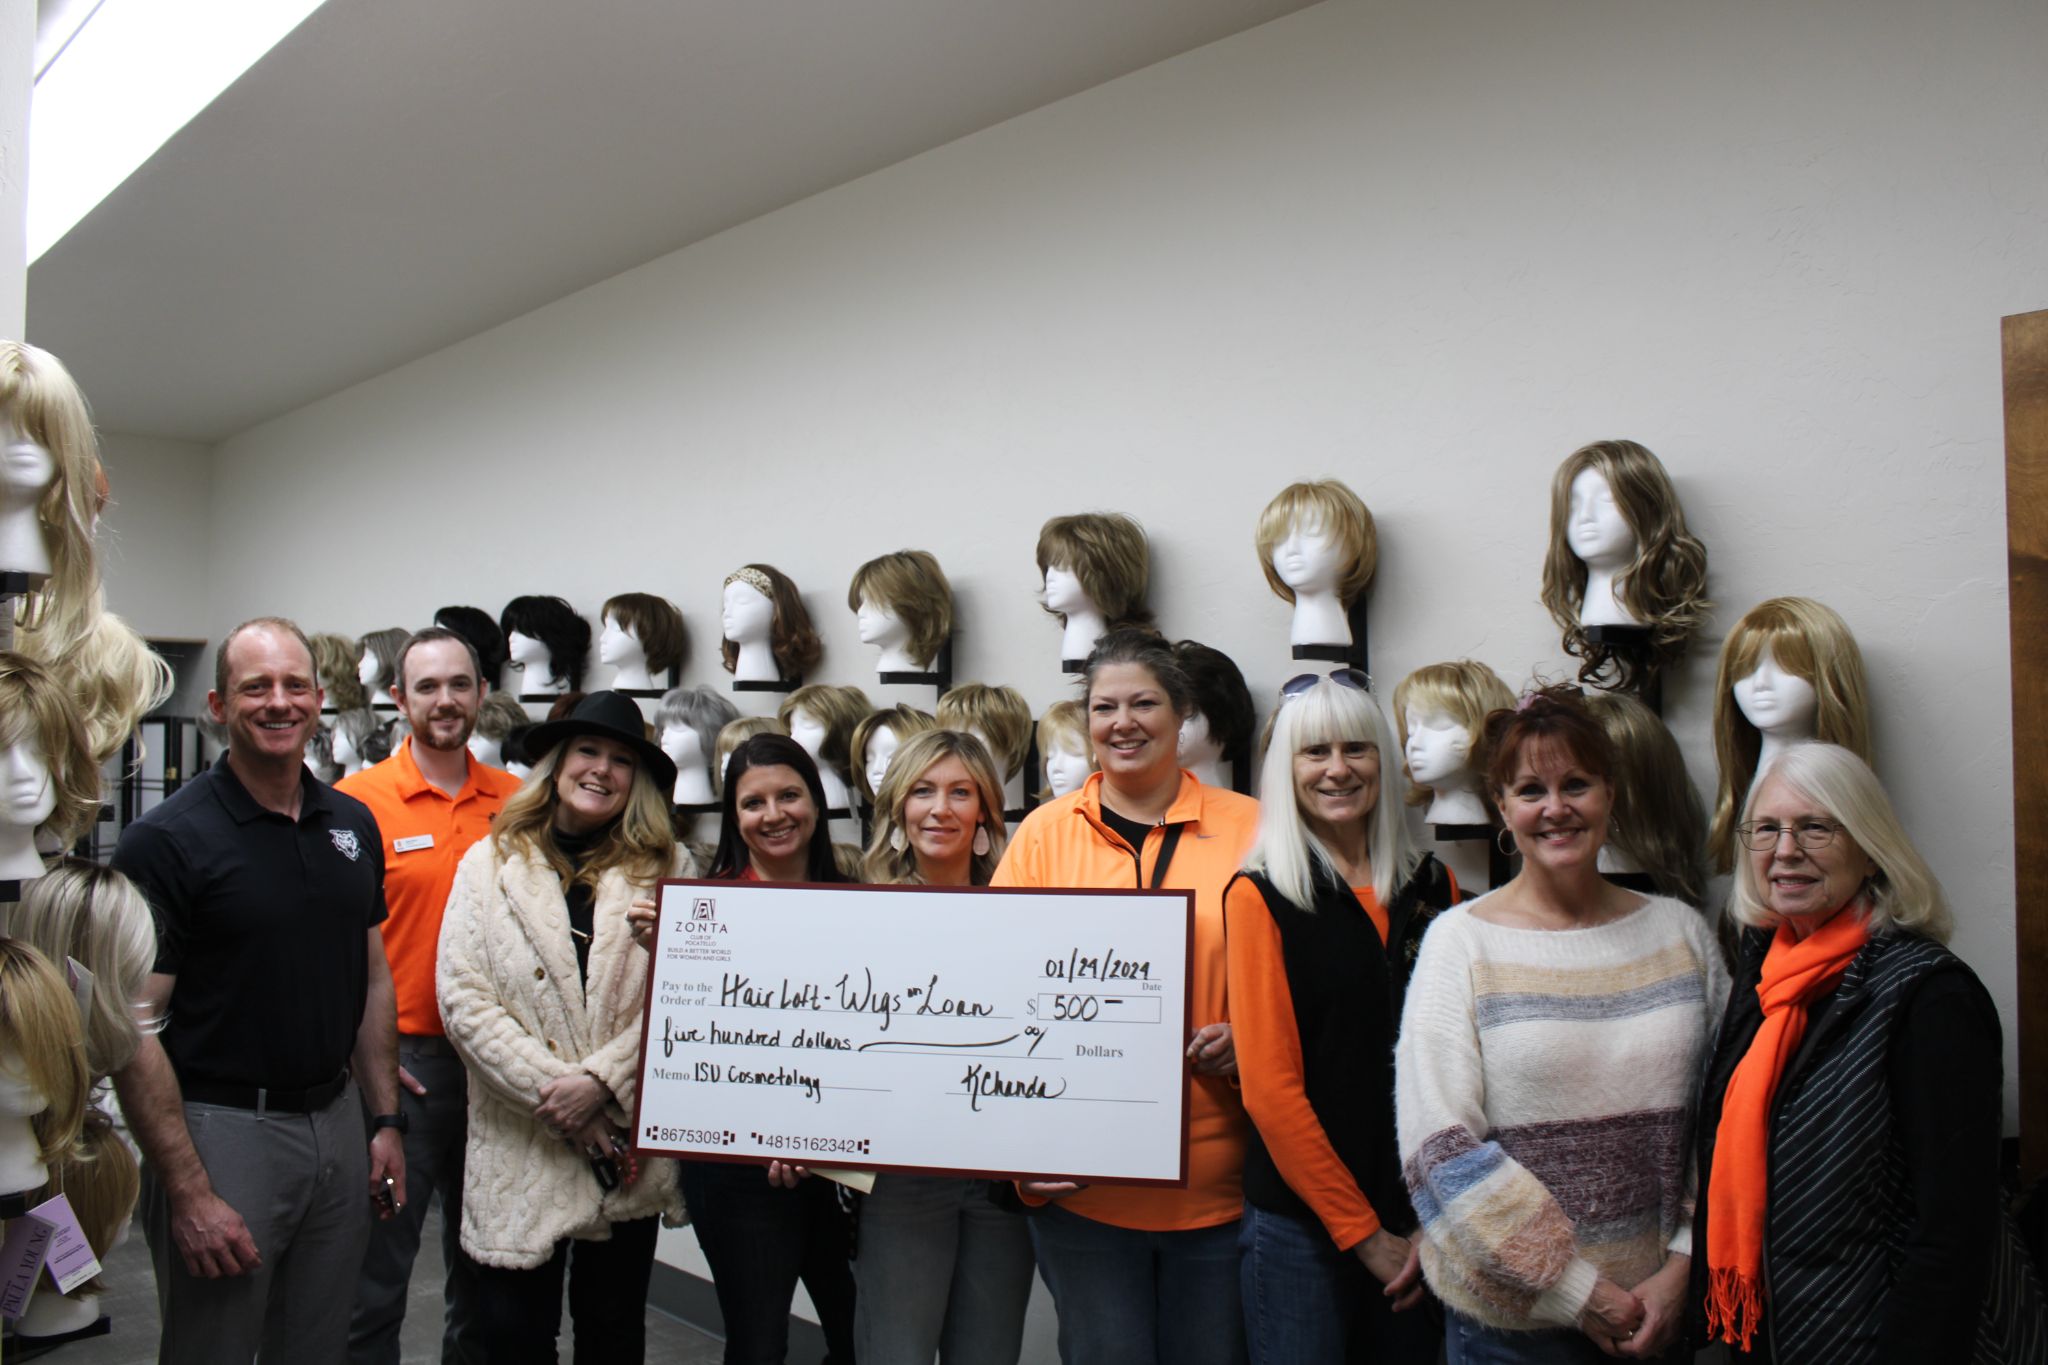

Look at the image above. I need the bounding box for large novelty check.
[630,880,1193,1185]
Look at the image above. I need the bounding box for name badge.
[394,835,435,853]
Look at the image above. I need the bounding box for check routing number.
[631,880,1194,1185]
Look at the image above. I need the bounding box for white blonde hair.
[1244,677,1419,907]
[1729,743,1950,941]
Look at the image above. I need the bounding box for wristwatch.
[371,1112,409,1135]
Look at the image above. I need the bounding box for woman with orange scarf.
[1689,744,2044,1362]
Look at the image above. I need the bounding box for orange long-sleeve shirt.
[990,770,1259,1231]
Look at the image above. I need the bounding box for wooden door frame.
[2004,308,2048,1180]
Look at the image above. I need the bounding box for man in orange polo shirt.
[340,626,522,1365]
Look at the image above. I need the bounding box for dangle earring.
[972,824,992,858]
[889,824,908,853]
[1495,826,1518,857]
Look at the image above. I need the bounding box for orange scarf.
[1704,905,1870,1349]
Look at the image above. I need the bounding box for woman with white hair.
[1224,670,1455,1363]
[1689,743,2044,1362]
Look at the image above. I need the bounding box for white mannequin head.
[1270,521,1343,597]
[599,615,643,669]
[1178,712,1224,769]
[1037,700,1095,799]
[787,708,828,761]
[1566,467,1637,567]
[857,596,911,654]
[2,739,57,833]
[661,723,704,772]
[721,579,774,645]
[466,733,500,768]
[331,723,361,774]
[0,420,57,578]
[357,648,380,688]
[1041,564,1094,618]
[864,724,904,799]
[1403,706,1474,789]
[848,551,952,674]
[506,629,551,673]
[1044,735,1093,798]
[0,1044,51,1193]
[1732,644,1819,741]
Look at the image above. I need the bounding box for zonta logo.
[680,897,727,934]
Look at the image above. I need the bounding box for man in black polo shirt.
[111,617,407,1365]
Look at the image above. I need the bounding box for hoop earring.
[1495,827,1518,857]
[972,825,992,858]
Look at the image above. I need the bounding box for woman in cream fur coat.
[437,691,690,1364]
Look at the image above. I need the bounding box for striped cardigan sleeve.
[1394,914,1600,1329]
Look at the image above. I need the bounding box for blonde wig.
[862,729,1010,886]
[714,715,787,796]
[16,857,155,1078]
[719,564,821,679]
[356,627,411,695]
[1254,479,1377,605]
[936,683,1033,781]
[310,632,368,712]
[474,691,530,744]
[1244,676,1420,908]
[13,595,172,767]
[0,937,90,1169]
[1729,744,1948,941]
[847,550,953,670]
[1035,513,1152,626]
[851,705,938,804]
[602,592,688,676]
[1035,700,1094,800]
[778,684,874,776]
[492,736,678,890]
[1540,439,1711,689]
[1709,596,1872,872]
[1391,660,1515,809]
[35,1107,137,1293]
[0,650,101,846]
[1584,692,1709,908]
[0,343,100,650]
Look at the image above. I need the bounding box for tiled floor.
[8,1205,727,1364]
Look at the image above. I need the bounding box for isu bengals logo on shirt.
[329,829,362,862]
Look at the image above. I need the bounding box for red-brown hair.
[1478,683,1614,806]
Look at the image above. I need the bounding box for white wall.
[97,431,215,642]
[0,0,29,336]
[160,0,2043,1135]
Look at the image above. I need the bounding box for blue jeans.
[1443,1308,1611,1365]
[676,1159,856,1365]
[855,1174,1034,1364]
[1238,1202,1439,1365]
[1028,1201,1246,1365]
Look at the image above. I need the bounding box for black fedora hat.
[520,690,676,796]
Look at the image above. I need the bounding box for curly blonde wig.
[1254,479,1377,605]
[1540,440,1710,690]
[13,593,173,767]
[1709,596,1872,872]
[1,343,100,653]
[847,550,953,670]
[0,651,101,846]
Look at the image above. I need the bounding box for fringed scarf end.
[1704,1266,1763,1351]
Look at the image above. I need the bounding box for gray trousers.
[142,1077,371,1365]
[348,1036,481,1365]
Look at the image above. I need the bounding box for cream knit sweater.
[1394,894,1729,1331]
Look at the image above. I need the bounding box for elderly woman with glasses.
[1687,744,2044,1362]
[1224,670,1456,1364]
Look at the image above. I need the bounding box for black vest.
[1231,855,1455,1233]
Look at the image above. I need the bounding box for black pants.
[676,1160,857,1365]
[471,1215,661,1365]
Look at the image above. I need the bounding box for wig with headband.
[720,564,821,679]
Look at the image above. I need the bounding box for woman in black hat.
[436,690,692,1364]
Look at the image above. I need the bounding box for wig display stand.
[878,639,953,699]
[1059,658,1087,677]
[1290,595,1371,677]
[733,677,800,695]
[1434,824,1515,890]
[1226,734,1253,796]
[1581,625,1662,713]
[6,1314,115,1357]
[0,574,24,932]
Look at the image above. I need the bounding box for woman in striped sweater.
[1394,686,1729,1363]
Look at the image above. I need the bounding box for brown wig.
[847,550,953,670]
[602,592,689,676]
[1035,513,1152,626]
[719,564,822,679]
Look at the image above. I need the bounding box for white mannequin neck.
[1187,757,1230,789]
[0,822,46,880]
[610,661,657,690]
[673,764,715,806]
[520,664,569,694]
[1423,780,1489,827]
[815,764,851,811]
[1287,589,1352,648]
[467,735,502,769]
[0,500,50,579]
[1578,564,1641,628]
[874,641,925,673]
[731,640,780,683]
[1597,844,1644,875]
[1059,610,1106,663]
[1754,729,1810,775]
[15,1287,100,1336]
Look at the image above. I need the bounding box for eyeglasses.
[1280,668,1373,705]
[1734,818,1845,852]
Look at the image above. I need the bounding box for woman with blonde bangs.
[1707,596,1872,872]
[1540,439,1710,691]
[1226,672,1454,1363]
[1687,744,2042,1361]
[436,691,688,1364]
[851,728,1035,1363]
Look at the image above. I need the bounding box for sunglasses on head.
[1279,668,1373,705]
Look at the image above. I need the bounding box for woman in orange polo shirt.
[990,628,1261,1365]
